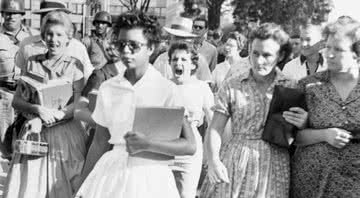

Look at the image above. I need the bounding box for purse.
[262,85,306,148]
[13,125,48,156]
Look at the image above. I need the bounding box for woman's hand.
[25,117,42,133]
[283,107,308,129]
[325,128,352,149]
[52,110,66,121]
[207,159,230,184]
[124,131,150,155]
[36,105,58,125]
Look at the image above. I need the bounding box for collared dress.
[4,54,87,198]
[15,35,93,81]
[291,71,360,198]
[200,68,296,198]
[75,66,182,198]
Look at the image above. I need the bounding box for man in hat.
[192,16,218,72]
[15,0,93,81]
[153,17,212,82]
[0,0,39,44]
[82,11,118,69]
[0,0,39,154]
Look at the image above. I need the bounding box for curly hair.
[113,10,161,47]
[323,18,360,56]
[249,23,291,64]
[168,42,199,75]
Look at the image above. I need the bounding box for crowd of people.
[0,0,359,198]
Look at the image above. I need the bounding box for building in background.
[1,0,177,37]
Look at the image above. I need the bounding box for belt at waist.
[112,144,173,166]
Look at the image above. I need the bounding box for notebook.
[131,106,185,161]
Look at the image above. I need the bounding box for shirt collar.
[237,67,290,84]
[300,53,324,66]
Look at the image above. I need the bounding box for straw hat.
[32,0,71,14]
[163,17,197,38]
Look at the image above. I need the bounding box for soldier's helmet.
[93,11,112,26]
[1,0,25,15]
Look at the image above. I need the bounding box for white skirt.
[75,145,180,198]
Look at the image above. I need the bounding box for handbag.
[13,125,48,156]
[262,85,306,148]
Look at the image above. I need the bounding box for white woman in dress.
[200,23,308,198]
[5,11,86,198]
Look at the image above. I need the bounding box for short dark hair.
[193,15,208,28]
[249,23,291,64]
[113,10,161,47]
[168,42,199,75]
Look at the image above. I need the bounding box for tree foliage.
[118,0,152,12]
[232,0,334,35]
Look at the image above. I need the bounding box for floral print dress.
[291,71,360,198]
[200,68,296,198]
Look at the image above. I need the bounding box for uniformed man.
[0,0,39,45]
[82,11,118,69]
[0,0,39,155]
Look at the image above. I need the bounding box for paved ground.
[0,159,9,198]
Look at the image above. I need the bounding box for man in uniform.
[82,11,118,69]
[15,0,93,81]
[0,0,39,156]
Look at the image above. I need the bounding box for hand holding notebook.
[125,107,185,161]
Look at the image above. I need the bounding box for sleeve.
[202,82,215,112]
[81,70,103,97]
[196,55,212,82]
[15,43,27,73]
[91,84,109,127]
[209,47,218,72]
[212,80,232,116]
[76,40,94,81]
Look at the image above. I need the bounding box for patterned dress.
[4,54,87,198]
[291,71,360,198]
[200,68,296,198]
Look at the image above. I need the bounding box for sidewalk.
[0,159,9,198]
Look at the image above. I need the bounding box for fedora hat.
[163,17,198,38]
[32,0,71,14]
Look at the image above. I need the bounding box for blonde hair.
[40,10,73,40]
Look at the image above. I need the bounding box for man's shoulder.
[203,40,217,51]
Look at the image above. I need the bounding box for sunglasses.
[115,40,147,53]
[193,25,205,30]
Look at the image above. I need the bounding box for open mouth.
[174,68,183,76]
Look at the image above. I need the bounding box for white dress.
[75,66,181,198]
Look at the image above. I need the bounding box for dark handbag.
[262,85,306,148]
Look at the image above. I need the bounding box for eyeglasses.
[193,25,205,30]
[115,40,147,53]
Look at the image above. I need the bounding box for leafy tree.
[231,0,334,35]
[118,0,152,12]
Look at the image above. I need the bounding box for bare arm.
[205,111,229,161]
[74,96,96,126]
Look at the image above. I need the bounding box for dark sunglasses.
[115,40,147,53]
[193,25,205,30]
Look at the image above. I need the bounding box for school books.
[20,75,73,110]
[131,107,185,161]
